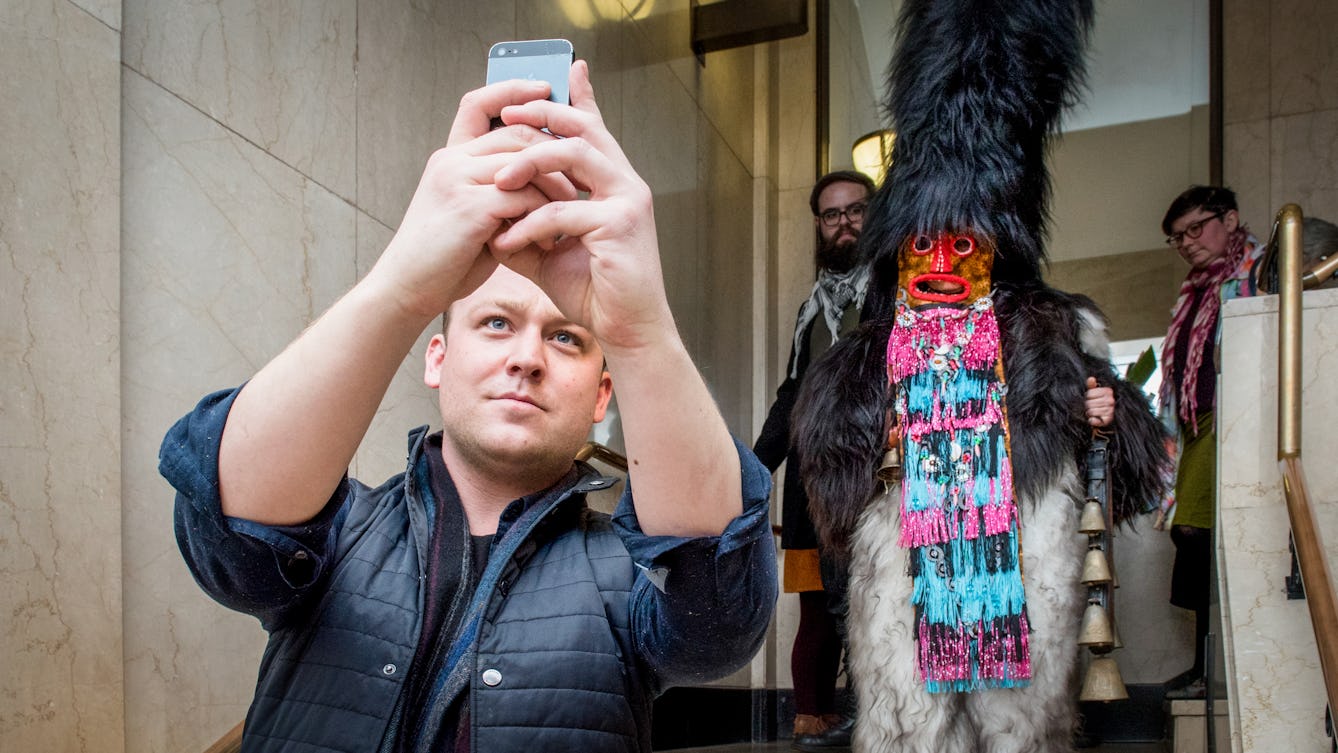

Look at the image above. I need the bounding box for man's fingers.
[448,80,554,145]
[472,183,561,236]
[567,60,602,118]
[527,169,580,203]
[497,63,621,158]
[490,200,602,257]
[493,137,624,197]
[458,121,558,158]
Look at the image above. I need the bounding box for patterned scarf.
[887,292,1030,693]
[790,263,871,378]
[1159,226,1252,429]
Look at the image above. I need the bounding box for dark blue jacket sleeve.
[160,387,348,628]
[612,438,778,688]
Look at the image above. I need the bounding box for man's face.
[814,180,870,272]
[1169,207,1239,271]
[425,267,612,486]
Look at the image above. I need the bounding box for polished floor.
[664,743,1167,752]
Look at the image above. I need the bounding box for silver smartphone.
[485,39,574,105]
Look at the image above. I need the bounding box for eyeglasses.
[818,202,867,227]
[1166,212,1224,247]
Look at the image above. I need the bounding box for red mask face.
[897,231,996,306]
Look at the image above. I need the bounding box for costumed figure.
[791,1,1171,750]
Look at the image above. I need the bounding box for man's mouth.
[496,392,541,410]
[909,274,970,304]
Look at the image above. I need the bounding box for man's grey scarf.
[790,264,870,378]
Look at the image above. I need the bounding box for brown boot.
[794,715,853,751]
[792,714,830,737]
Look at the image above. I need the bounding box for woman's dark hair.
[1161,185,1238,235]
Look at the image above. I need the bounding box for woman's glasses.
[1166,212,1224,247]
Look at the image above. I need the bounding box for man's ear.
[1224,208,1240,233]
[424,333,447,388]
[591,371,613,423]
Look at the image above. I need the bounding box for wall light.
[852,129,895,185]
[558,0,654,30]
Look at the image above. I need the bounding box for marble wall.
[1217,289,1338,753]
[2,0,123,750]
[1223,0,1338,230]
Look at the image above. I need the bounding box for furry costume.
[792,0,1170,750]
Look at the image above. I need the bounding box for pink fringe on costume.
[901,404,1005,437]
[887,301,1002,383]
[916,614,1033,688]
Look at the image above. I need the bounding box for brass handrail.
[1274,204,1338,720]
[575,440,629,471]
[201,720,242,753]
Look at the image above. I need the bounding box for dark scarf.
[790,264,871,378]
[397,434,478,753]
[1159,226,1252,429]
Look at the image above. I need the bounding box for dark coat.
[754,302,860,551]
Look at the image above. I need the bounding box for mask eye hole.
[952,236,974,256]
[912,235,933,254]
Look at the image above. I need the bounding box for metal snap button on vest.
[481,668,502,686]
[382,663,396,676]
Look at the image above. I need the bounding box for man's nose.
[506,335,546,379]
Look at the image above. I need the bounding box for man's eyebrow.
[464,298,527,318]
[468,298,588,333]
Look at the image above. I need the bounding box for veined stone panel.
[120,67,357,753]
[0,0,122,750]
[354,0,514,230]
[123,0,358,201]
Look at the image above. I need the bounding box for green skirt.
[1172,411,1217,530]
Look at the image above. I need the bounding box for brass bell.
[876,448,903,483]
[1081,547,1114,585]
[1079,656,1129,702]
[1077,602,1114,648]
[1079,500,1106,534]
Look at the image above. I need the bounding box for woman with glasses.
[1155,185,1265,699]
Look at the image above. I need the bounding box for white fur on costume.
[849,471,1085,753]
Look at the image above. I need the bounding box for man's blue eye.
[486,317,507,330]
[554,331,575,345]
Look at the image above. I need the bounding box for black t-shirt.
[398,434,494,753]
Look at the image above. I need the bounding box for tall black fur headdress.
[796,0,1169,559]
[861,0,1095,320]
